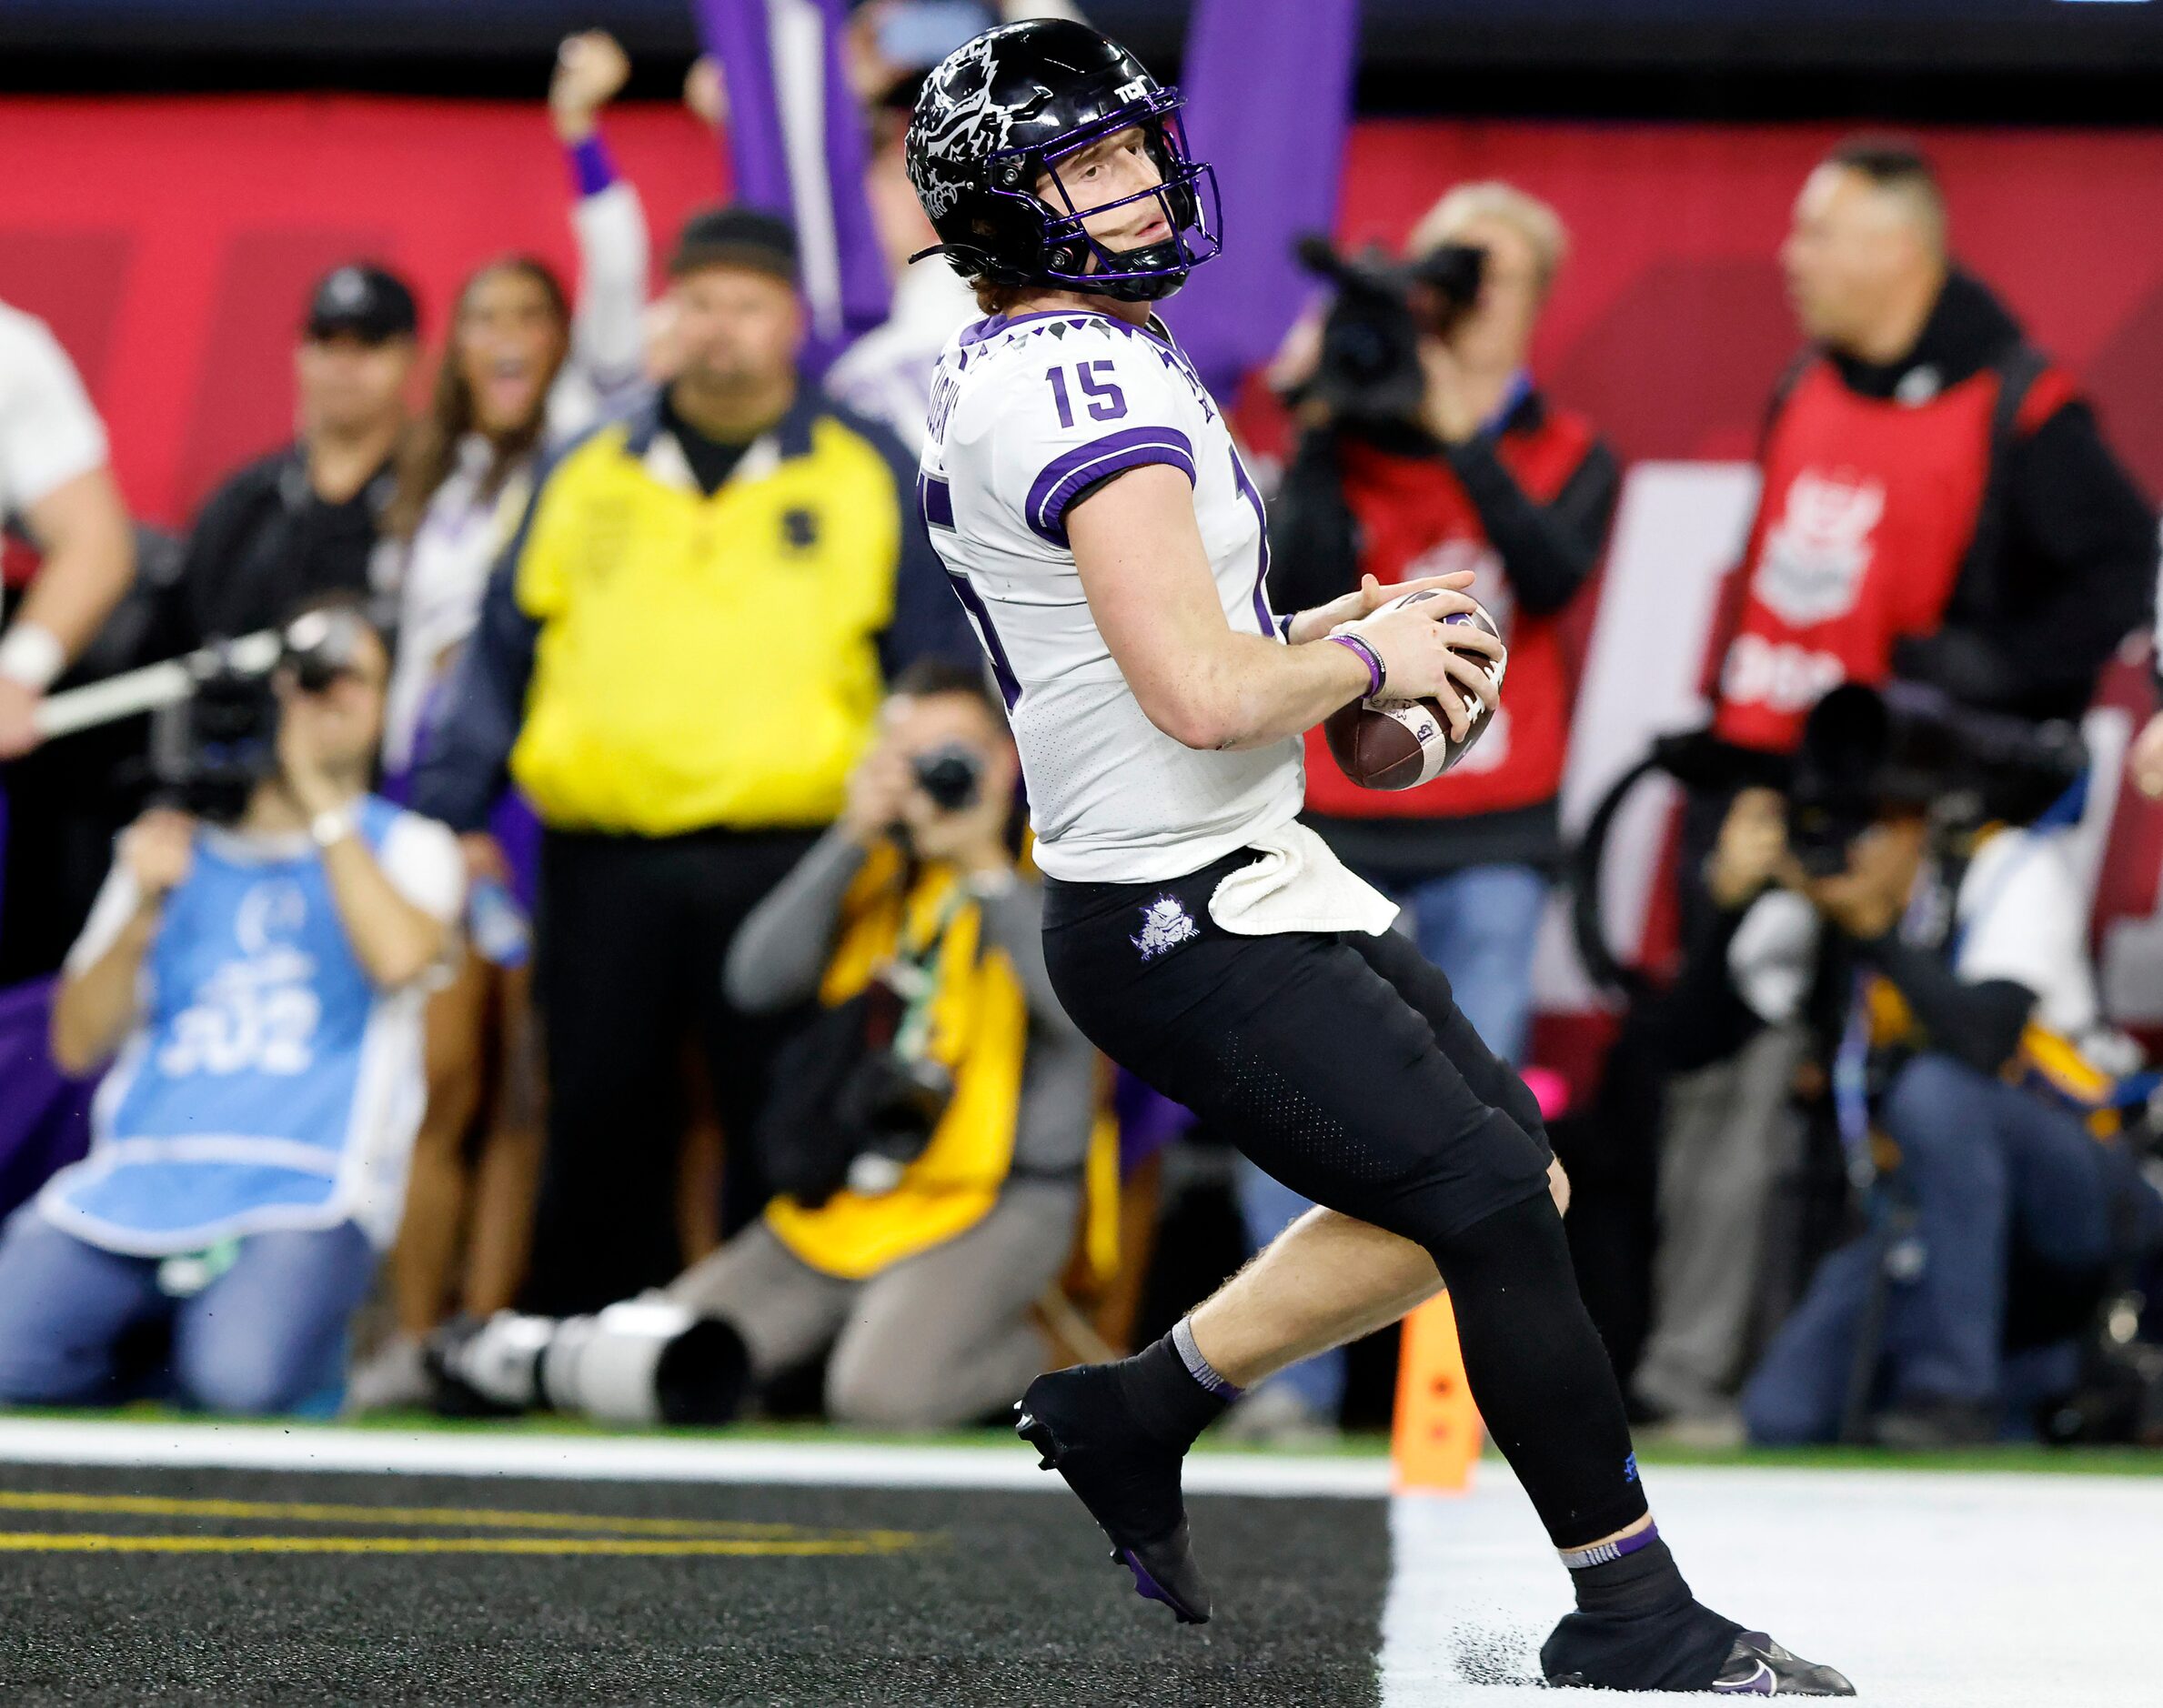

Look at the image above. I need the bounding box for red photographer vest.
[1711,353,2074,754]
[1303,407,1598,820]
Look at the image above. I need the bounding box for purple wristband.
[1329,633,1385,699]
[567,134,618,199]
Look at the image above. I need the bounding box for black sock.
[1545,1533,1743,1690]
[1568,1534,1693,1619]
[1112,1331,1232,1449]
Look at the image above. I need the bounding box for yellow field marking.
[0,1532,921,1557]
[0,1489,864,1541]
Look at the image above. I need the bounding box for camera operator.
[1270,182,1615,1066]
[1243,185,1613,1438]
[1659,688,2163,1447]
[426,661,1103,1431]
[0,598,461,1414]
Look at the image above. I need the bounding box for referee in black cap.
[149,262,419,658]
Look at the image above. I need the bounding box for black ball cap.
[669,206,800,286]
[305,263,419,344]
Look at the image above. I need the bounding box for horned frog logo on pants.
[1132,896,1199,962]
[1755,468,1886,627]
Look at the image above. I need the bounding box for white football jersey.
[920,308,1303,884]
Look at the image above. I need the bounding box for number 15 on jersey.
[1047,361,1129,428]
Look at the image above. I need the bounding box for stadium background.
[23,98,2163,1083]
[4,6,2163,1703]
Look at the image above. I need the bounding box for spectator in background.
[1635,137,2154,1429]
[429,663,1104,1431]
[821,8,983,454]
[149,266,419,659]
[414,206,975,1316]
[1250,183,1615,1440]
[0,297,135,759]
[1710,136,2150,759]
[345,30,653,1412]
[0,599,459,1415]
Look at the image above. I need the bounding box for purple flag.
[694,0,893,377]
[1165,0,1361,405]
[0,979,92,1223]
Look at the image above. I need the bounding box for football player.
[906,19,1851,1695]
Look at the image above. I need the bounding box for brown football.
[1323,591,1505,790]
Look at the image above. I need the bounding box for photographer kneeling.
[0,599,461,1414]
[428,662,1100,1431]
[1701,688,2163,1446]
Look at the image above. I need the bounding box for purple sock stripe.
[1558,1521,1660,1571]
[1171,1317,1242,1402]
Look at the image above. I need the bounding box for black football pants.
[1043,848,1650,1549]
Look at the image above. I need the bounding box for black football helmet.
[904,19,1222,304]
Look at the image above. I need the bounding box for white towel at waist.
[1209,821,1400,938]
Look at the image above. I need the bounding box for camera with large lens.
[1787,682,2088,878]
[834,1042,955,1198]
[910,740,982,812]
[1289,233,1486,429]
[156,607,375,824]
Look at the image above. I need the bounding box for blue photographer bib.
[40,799,437,1256]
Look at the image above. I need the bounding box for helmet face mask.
[906,20,1223,305]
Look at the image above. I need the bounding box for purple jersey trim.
[917,471,955,529]
[1025,427,1198,547]
[1228,444,1275,636]
[945,570,1022,709]
[957,309,1091,349]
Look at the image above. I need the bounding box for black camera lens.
[281,608,368,694]
[910,742,982,811]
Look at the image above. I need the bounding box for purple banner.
[694,0,893,377]
[1164,0,1360,404]
[0,979,93,1223]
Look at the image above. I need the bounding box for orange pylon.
[1391,1291,1483,1493]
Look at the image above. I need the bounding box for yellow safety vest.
[506,407,903,836]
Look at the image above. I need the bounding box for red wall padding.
[4,97,2163,529]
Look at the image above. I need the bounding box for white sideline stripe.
[0,1418,1392,1497]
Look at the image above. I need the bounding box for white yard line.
[1381,1462,2163,1706]
[0,1416,1393,1498]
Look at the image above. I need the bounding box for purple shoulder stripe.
[1025,427,1198,547]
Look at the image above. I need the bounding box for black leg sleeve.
[1429,1191,1650,1550]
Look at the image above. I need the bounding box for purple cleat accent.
[1015,1380,1212,1625]
[1118,1549,1177,1611]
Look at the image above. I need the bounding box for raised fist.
[551,31,632,143]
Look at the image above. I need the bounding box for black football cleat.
[1707,1633,1856,1696]
[1545,1613,1854,1694]
[1014,1366,1212,1624]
